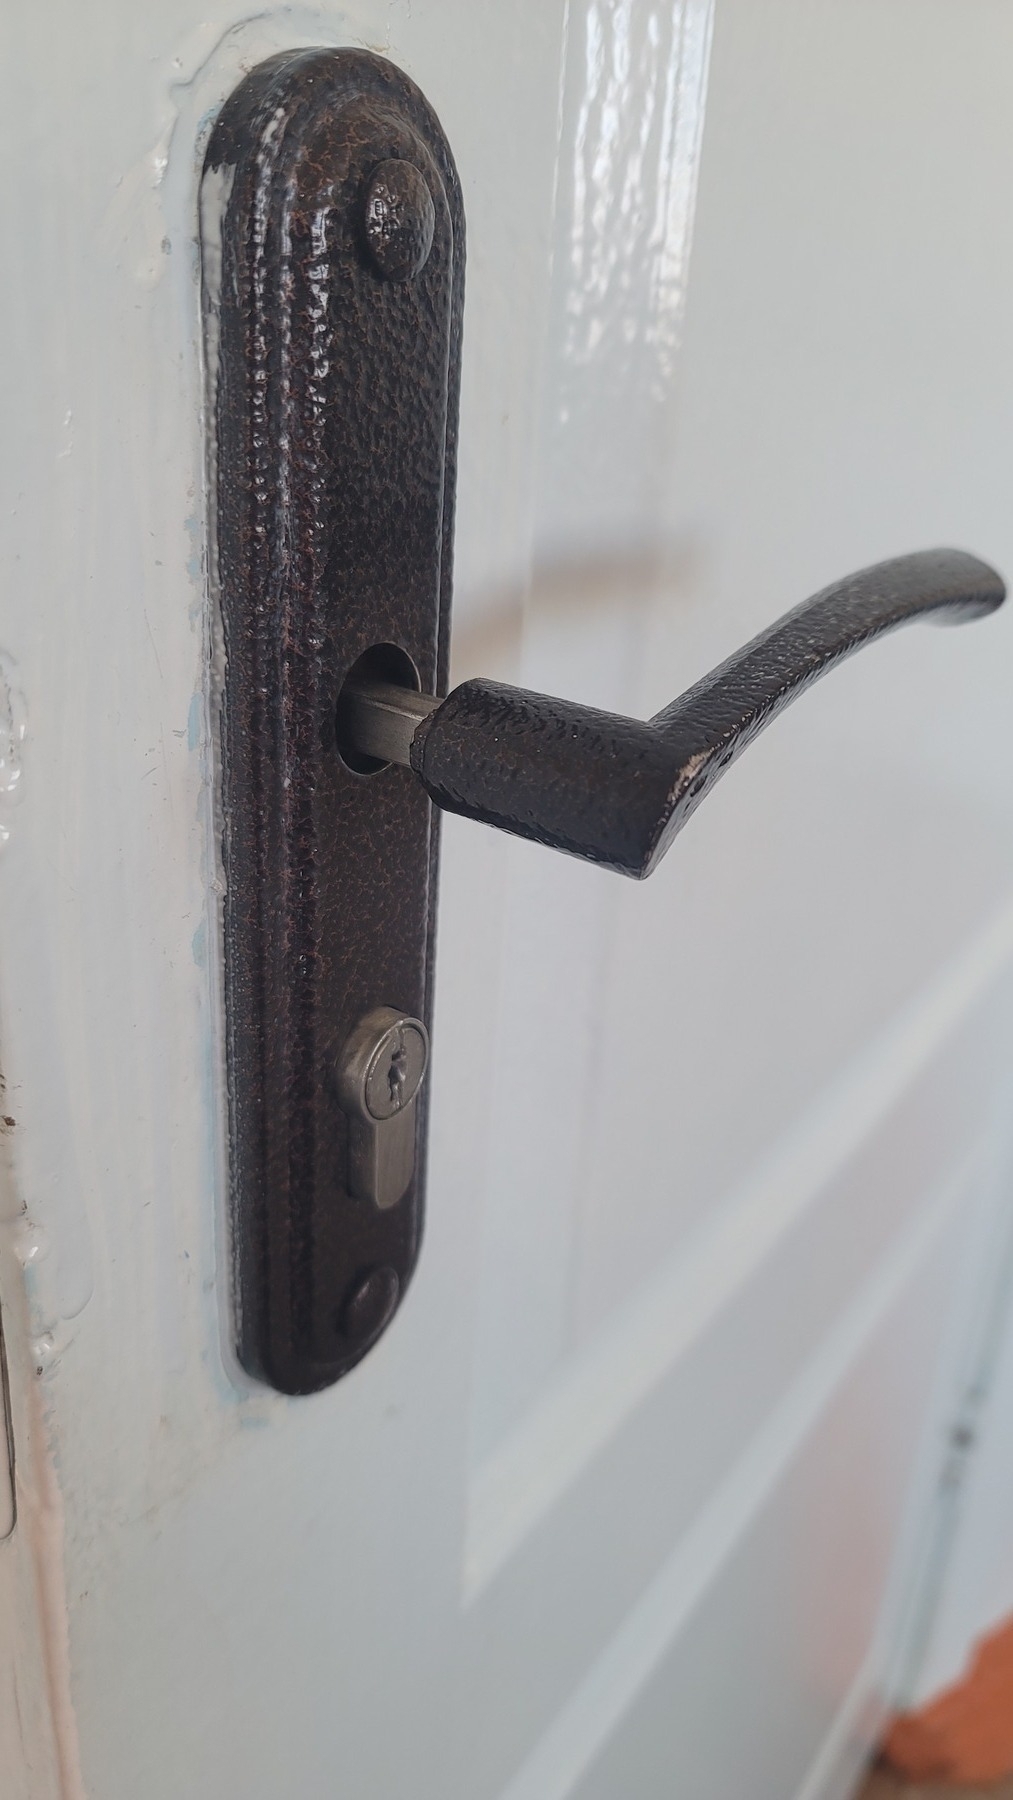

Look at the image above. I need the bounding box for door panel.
[1,3,1012,1798]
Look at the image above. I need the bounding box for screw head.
[363,159,436,281]
[340,1265,400,1344]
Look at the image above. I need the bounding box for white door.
[2,4,1013,1797]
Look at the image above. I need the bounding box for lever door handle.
[209,49,1007,1391]
[337,548,1005,878]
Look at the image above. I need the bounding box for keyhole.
[388,1041,408,1109]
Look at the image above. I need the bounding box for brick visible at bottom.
[856,1767,1013,1798]
[879,1617,1013,1787]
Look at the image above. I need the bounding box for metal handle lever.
[338,548,1005,878]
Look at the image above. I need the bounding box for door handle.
[336,547,1004,879]
[205,49,1005,1393]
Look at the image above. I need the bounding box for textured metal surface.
[204,49,463,1393]
[410,549,1004,878]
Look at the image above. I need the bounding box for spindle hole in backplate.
[335,643,421,774]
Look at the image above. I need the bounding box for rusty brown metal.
[203,48,463,1393]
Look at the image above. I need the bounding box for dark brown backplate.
[203,49,463,1393]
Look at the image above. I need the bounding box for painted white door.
[2,4,1013,1798]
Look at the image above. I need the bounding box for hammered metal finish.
[363,159,437,280]
[204,49,463,1394]
[410,549,1004,878]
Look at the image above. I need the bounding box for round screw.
[340,1265,401,1344]
[363,159,435,281]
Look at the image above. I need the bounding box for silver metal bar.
[337,680,440,767]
